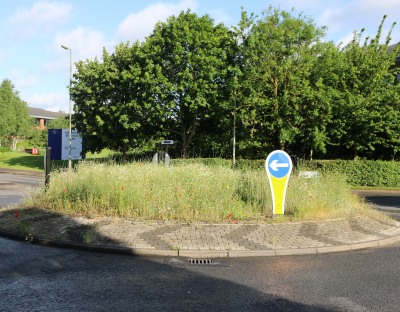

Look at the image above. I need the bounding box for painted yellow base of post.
[268,175,289,215]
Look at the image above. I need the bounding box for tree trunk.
[12,136,18,151]
[122,144,127,162]
[180,119,197,158]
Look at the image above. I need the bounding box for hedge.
[300,160,400,188]
[171,158,400,188]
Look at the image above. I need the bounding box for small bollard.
[44,147,52,186]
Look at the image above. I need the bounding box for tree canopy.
[70,7,400,160]
[71,42,157,159]
[0,79,30,150]
[326,16,400,159]
[236,7,330,157]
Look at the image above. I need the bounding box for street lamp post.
[61,45,72,171]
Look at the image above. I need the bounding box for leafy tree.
[143,10,235,158]
[26,116,70,148]
[0,79,30,150]
[229,9,256,162]
[71,42,160,160]
[326,16,400,159]
[69,6,400,161]
[47,116,70,129]
[237,7,328,158]
[293,41,340,159]
[71,56,106,154]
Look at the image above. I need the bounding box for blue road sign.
[48,128,83,161]
[266,150,292,179]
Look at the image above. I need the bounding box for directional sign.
[265,150,293,215]
[161,140,174,145]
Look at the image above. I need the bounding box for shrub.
[301,160,400,188]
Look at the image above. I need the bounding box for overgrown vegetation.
[25,162,372,223]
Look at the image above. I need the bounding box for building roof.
[388,42,400,67]
[388,42,399,53]
[29,107,67,120]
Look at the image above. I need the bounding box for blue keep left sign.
[266,150,292,179]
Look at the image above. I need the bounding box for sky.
[1,0,400,113]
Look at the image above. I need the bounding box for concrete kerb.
[2,233,399,258]
[1,207,400,258]
[1,209,400,258]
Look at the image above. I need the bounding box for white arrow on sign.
[269,159,289,171]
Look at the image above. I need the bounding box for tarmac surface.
[1,168,400,258]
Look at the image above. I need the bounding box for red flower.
[121,186,125,191]
[14,210,19,219]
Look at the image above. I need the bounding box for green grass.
[0,151,43,172]
[85,149,113,159]
[351,186,400,191]
[24,161,379,223]
[0,150,114,173]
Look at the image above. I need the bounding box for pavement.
[1,169,400,258]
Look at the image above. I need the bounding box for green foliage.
[143,10,236,158]
[71,42,163,160]
[302,159,400,188]
[47,116,70,129]
[236,6,329,157]
[24,116,71,149]
[68,6,399,161]
[172,157,265,171]
[0,79,30,150]
[26,126,47,149]
[324,16,400,160]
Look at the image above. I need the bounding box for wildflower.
[225,213,232,222]
[14,210,19,219]
[225,213,239,224]
[121,186,125,191]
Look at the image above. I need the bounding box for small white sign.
[299,171,320,178]
[161,140,174,145]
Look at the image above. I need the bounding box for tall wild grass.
[26,161,369,222]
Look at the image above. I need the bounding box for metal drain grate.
[165,258,230,267]
[188,259,214,265]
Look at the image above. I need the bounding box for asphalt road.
[0,172,43,208]
[356,190,400,220]
[1,236,399,311]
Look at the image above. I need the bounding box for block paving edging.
[0,206,399,258]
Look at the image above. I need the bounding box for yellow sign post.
[265,150,293,215]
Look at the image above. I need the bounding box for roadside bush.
[171,158,265,171]
[301,160,400,188]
